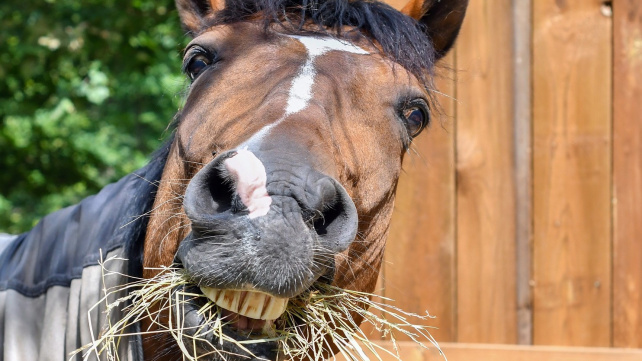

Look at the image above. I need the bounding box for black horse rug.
[0,148,168,361]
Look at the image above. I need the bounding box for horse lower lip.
[200,287,289,320]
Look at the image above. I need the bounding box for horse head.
[142,0,467,359]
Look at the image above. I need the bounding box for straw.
[74,258,445,361]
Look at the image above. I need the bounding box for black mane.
[124,134,174,278]
[207,0,438,88]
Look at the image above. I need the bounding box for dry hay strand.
[75,256,445,361]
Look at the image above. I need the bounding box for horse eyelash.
[181,46,219,80]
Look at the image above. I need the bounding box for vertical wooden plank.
[455,0,517,344]
[613,0,642,348]
[383,53,457,343]
[513,0,533,346]
[532,0,612,347]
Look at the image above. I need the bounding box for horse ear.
[175,0,225,36]
[397,0,469,59]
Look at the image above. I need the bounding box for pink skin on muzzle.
[224,149,272,219]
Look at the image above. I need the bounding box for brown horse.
[138,0,468,360]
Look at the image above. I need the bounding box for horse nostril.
[184,149,273,227]
[311,177,337,212]
[206,164,236,213]
[309,177,358,253]
[183,152,237,223]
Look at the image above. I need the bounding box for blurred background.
[0,0,186,233]
[2,0,642,360]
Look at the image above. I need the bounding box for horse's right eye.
[186,54,211,80]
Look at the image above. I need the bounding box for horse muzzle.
[177,147,358,324]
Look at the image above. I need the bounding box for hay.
[75,257,444,361]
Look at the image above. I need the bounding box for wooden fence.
[366,0,642,358]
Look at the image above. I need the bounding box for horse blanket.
[0,151,167,361]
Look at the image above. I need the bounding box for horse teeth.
[239,292,266,319]
[218,289,242,313]
[200,287,219,303]
[261,295,288,320]
[199,287,289,320]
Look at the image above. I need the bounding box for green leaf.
[0,0,186,233]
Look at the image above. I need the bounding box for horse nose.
[182,149,358,252]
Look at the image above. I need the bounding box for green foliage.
[0,0,189,233]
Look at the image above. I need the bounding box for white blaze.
[224,149,272,219]
[284,35,369,116]
[241,35,369,149]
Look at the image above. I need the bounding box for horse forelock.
[204,0,438,91]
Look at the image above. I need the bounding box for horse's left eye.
[186,54,211,80]
[402,104,429,137]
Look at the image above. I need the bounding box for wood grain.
[613,0,642,348]
[382,53,456,343]
[338,341,642,361]
[512,0,533,346]
[532,0,612,346]
[454,0,517,344]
